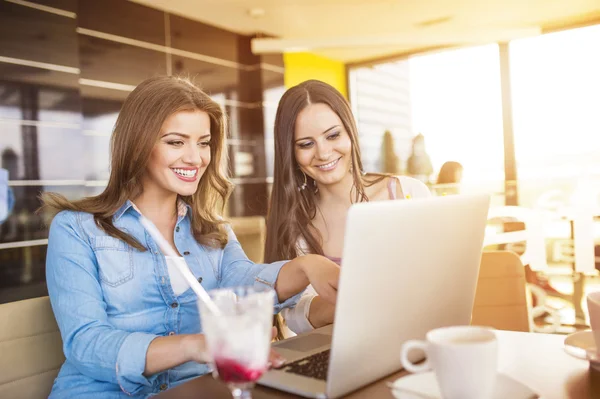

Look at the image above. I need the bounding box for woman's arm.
[145,329,285,374]
[281,289,336,335]
[144,334,207,376]
[274,254,339,304]
[219,227,340,311]
[307,296,336,328]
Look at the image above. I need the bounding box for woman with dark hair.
[436,161,463,185]
[436,161,463,195]
[265,80,430,335]
[42,76,339,398]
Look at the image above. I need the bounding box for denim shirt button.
[159,383,168,391]
[183,251,190,255]
[168,331,175,336]
[171,302,178,308]
[175,226,180,232]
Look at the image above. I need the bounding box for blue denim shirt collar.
[113,198,191,222]
[113,200,138,221]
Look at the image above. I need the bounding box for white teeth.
[172,168,197,178]
[317,159,338,169]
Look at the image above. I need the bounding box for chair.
[229,216,266,263]
[471,251,532,332]
[483,206,563,332]
[0,296,64,399]
[484,206,548,272]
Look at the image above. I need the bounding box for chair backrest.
[472,251,532,332]
[229,216,266,263]
[0,296,64,399]
[484,206,548,272]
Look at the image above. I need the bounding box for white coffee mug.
[400,326,498,399]
[588,291,600,352]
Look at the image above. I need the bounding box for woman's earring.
[298,171,308,191]
[349,161,354,174]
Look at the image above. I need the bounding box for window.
[409,44,505,184]
[510,24,600,180]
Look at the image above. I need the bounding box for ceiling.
[131,0,600,63]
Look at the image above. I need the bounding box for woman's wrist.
[307,296,335,328]
[180,334,208,363]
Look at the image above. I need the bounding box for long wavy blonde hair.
[41,76,233,250]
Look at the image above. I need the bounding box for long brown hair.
[40,76,233,250]
[436,161,463,184]
[265,79,385,263]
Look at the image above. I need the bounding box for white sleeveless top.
[165,256,190,296]
[283,176,431,335]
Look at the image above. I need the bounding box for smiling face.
[293,103,353,187]
[143,109,211,198]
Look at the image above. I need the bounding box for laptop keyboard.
[283,349,330,381]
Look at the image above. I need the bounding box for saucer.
[563,330,600,370]
[389,372,538,399]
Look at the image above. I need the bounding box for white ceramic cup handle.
[400,340,430,373]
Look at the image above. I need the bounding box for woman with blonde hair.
[42,76,339,398]
[265,80,430,335]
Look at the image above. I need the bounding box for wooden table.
[157,331,600,399]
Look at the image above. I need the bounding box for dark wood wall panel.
[170,14,238,62]
[78,0,166,45]
[0,1,78,67]
[0,0,286,304]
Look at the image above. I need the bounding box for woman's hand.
[298,254,340,305]
[145,333,209,376]
[182,330,287,369]
[268,327,287,368]
[274,255,340,304]
[181,334,209,364]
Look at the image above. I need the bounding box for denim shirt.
[46,201,298,398]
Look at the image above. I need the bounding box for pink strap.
[388,177,405,200]
[388,178,397,200]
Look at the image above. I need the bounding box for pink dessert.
[215,358,266,383]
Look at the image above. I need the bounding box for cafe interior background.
[1,0,600,339]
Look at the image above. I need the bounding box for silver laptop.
[258,194,491,398]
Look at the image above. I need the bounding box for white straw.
[139,216,221,315]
